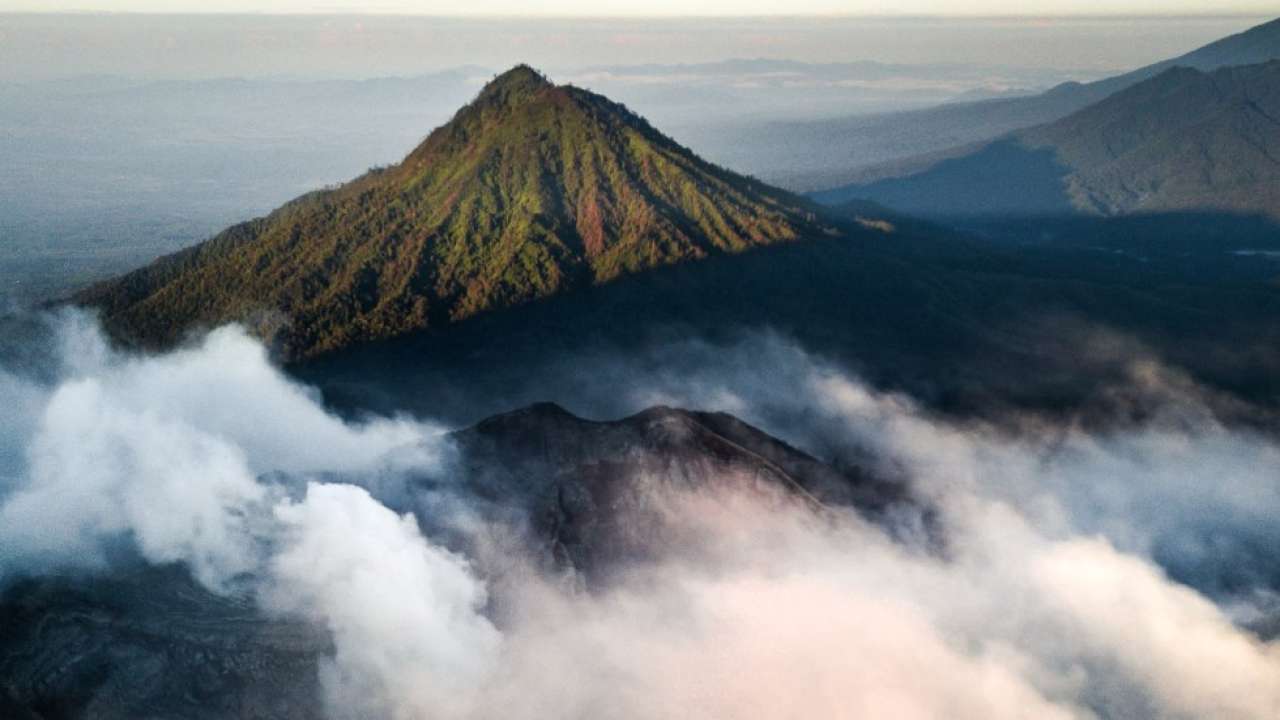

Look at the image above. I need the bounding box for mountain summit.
[79,65,837,359]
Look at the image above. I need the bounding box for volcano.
[78,65,841,360]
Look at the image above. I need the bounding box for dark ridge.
[817,59,1280,220]
[446,402,920,577]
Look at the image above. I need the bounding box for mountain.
[0,403,905,720]
[77,65,839,360]
[812,60,1280,219]
[447,402,914,575]
[1024,61,1280,217]
[1036,14,1280,121]
[63,64,1280,425]
[723,16,1280,192]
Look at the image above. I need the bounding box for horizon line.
[1,10,1275,20]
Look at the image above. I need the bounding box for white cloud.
[265,482,499,720]
[0,314,443,588]
[2,315,1280,719]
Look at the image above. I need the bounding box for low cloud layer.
[1,312,1279,719]
[481,493,1280,720]
[547,332,1280,601]
[265,482,500,720]
[0,314,441,588]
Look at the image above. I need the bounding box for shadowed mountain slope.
[77,65,839,360]
[815,60,1280,219]
[1025,60,1280,216]
[295,215,1280,432]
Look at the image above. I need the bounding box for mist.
[2,15,1262,82]
[2,311,1278,719]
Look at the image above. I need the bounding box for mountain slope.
[815,60,1280,219]
[77,66,838,360]
[297,212,1280,433]
[1025,61,1280,216]
[741,16,1280,192]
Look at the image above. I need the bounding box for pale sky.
[3,0,1278,16]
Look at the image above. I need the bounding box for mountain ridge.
[1037,15,1280,112]
[814,59,1280,219]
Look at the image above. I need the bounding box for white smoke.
[265,482,500,720]
[2,314,1280,720]
[0,313,444,588]
[601,333,1280,600]
[437,483,1280,720]
[0,312,497,718]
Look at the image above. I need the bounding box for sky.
[2,1,1278,16]
[1,13,1269,82]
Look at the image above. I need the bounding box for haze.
[4,1,1279,15]
[0,14,1269,81]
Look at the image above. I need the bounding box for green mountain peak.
[78,66,842,360]
[479,64,553,99]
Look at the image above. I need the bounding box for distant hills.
[750,16,1280,191]
[79,66,840,360]
[814,59,1280,219]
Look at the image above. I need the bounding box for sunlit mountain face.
[76,66,842,360]
[2,10,1280,720]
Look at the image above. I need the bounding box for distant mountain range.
[738,16,1280,191]
[814,59,1280,219]
[79,65,843,360]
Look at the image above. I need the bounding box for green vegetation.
[79,65,838,360]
